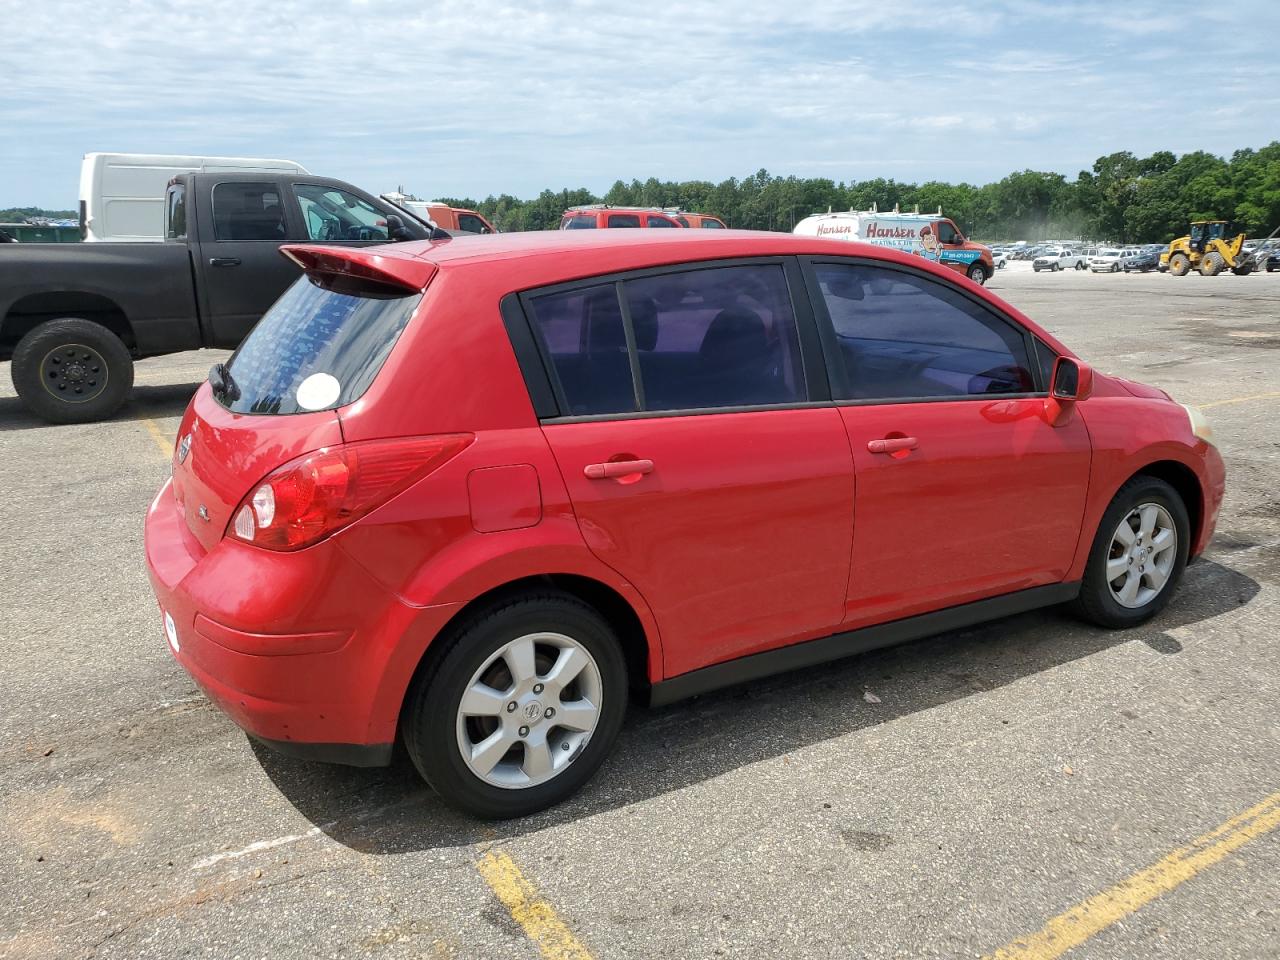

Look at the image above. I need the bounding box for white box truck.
[79,153,309,242]
[793,207,994,284]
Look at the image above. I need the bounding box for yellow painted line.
[1201,390,1280,410]
[476,850,594,960]
[984,789,1280,960]
[142,417,174,459]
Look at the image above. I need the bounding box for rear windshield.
[219,275,419,415]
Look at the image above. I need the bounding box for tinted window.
[456,213,489,234]
[814,263,1035,400]
[646,215,678,228]
[676,216,690,227]
[936,221,958,244]
[1034,337,1057,388]
[623,264,805,410]
[527,284,637,416]
[165,184,186,240]
[701,218,726,228]
[607,214,641,228]
[294,184,388,242]
[212,182,287,241]
[220,275,419,415]
[562,215,596,230]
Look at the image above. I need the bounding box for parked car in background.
[80,152,310,242]
[1089,248,1126,273]
[560,205,684,229]
[0,172,430,423]
[391,199,497,234]
[1124,249,1161,273]
[671,211,727,229]
[993,250,1011,268]
[1034,249,1086,272]
[144,228,1223,818]
[1266,248,1280,272]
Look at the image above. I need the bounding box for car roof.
[396,228,907,267]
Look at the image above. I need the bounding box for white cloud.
[0,0,1275,206]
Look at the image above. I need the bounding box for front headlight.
[1180,404,1214,445]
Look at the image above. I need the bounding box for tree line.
[442,142,1280,243]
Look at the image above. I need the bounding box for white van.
[79,153,309,242]
[792,208,994,283]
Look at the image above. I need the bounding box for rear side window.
[562,215,596,230]
[607,214,641,228]
[524,263,806,416]
[813,262,1035,400]
[527,285,637,416]
[165,183,186,240]
[646,215,678,228]
[220,275,419,415]
[623,264,805,410]
[212,182,287,241]
[700,218,725,228]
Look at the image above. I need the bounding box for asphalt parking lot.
[1,264,1278,960]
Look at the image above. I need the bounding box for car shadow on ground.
[0,382,201,432]
[252,558,1260,851]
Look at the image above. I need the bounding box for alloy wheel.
[1106,503,1177,608]
[455,632,603,789]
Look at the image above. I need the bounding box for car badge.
[177,433,192,464]
[198,505,210,523]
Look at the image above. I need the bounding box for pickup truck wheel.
[11,318,134,424]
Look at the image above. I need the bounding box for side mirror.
[1051,356,1093,401]
[385,214,414,242]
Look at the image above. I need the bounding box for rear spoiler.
[279,245,436,293]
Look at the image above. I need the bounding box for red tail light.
[228,434,473,551]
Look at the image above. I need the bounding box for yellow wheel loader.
[1161,220,1254,276]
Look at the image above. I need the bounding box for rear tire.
[1168,253,1190,276]
[404,592,628,819]
[1199,252,1224,277]
[1071,476,1190,629]
[11,318,134,424]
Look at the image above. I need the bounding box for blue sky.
[2,0,1276,208]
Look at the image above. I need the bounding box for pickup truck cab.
[1,172,432,423]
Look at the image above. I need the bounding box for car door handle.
[867,436,918,454]
[209,257,242,267]
[583,459,654,480]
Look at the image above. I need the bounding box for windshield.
[219,274,420,415]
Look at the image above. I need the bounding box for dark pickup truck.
[0,172,433,422]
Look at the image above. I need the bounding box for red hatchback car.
[145,230,1224,818]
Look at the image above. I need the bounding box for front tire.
[1072,476,1190,628]
[966,263,987,284]
[404,592,628,818]
[11,318,134,424]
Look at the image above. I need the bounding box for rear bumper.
[144,479,462,763]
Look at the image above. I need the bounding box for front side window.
[456,213,490,234]
[700,218,726,228]
[646,215,678,228]
[294,184,388,242]
[813,262,1035,401]
[623,263,805,410]
[936,221,958,244]
[607,214,641,228]
[165,183,186,240]
[212,182,287,241]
